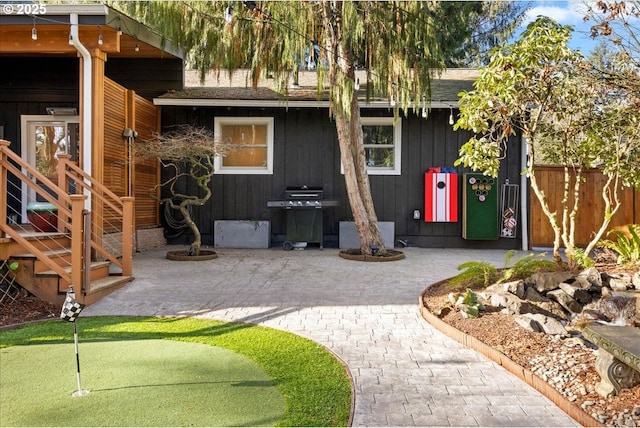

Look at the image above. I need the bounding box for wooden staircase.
[2,230,131,306]
[1,140,134,306]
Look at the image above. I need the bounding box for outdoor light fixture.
[354,78,360,90]
[31,19,37,40]
[46,107,78,116]
[98,26,103,45]
[134,42,140,52]
[448,106,455,126]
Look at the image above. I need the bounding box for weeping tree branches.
[112,0,526,255]
[135,125,231,254]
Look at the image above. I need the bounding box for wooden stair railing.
[57,154,133,278]
[0,139,134,297]
[1,140,79,288]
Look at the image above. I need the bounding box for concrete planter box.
[339,221,395,249]
[214,220,270,248]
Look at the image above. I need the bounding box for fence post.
[70,194,87,295]
[121,197,134,277]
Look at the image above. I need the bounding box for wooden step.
[37,261,111,284]
[1,227,133,306]
[81,275,133,306]
[86,275,132,295]
[0,233,71,259]
[10,248,72,273]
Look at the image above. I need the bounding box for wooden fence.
[530,166,639,248]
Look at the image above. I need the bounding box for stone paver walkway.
[84,246,579,427]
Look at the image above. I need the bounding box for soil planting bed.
[422,276,640,427]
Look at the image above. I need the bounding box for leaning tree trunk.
[584,172,622,258]
[334,101,385,254]
[323,0,385,255]
[179,199,202,254]
[527,152,564,264]
[159,158,214,256]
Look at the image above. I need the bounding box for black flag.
[60,286,84,322]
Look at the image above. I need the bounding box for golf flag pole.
[60,286,89,397]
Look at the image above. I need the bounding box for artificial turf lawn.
[2,340,284,426]
[0,316,353,427]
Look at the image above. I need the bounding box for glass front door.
[20,115,79,220]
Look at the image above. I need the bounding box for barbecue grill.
[267,186,339,250]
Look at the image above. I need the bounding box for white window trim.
[342,117,402,175]
[214,116,274,175]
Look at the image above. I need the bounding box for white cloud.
[523,4,586,27]
[514,1,599,53]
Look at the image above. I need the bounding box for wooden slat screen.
[133,93,160,228]
[103,78,128,232]
[530,166,639,248]
[102,79,160,232]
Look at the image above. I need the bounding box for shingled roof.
[155,68,478,108]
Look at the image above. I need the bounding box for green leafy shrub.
[499,250,558,283]
[447,288,484,318]
[569,248,594,269]
[449,261,498,289]
[451,250,560,290]
[597,224,640,266]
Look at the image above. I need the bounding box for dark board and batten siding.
[160,105,523,249]
[0,57,80,222]
[105,58,184,101]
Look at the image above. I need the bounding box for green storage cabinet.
[462,173,499,240]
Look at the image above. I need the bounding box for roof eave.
[153,97,458,109]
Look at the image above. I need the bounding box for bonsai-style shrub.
[136,125,231,256]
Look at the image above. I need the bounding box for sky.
[517,0,601,54]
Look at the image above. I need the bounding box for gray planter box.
[214,220,270,248]
[339,221,395,249]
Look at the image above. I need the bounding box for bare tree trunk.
[334,101,384,253]
[584,173,622,257]
[527,144,564,264]
[180,201,201,254]
[529,173,564,264]
[322,1,385,255]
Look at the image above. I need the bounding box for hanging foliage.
[110,1,526,255]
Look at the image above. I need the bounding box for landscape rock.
[577,267,603,289]
[548,289,583,314]
[527,271,574,293]
[524,286,549,302]
[610,279,631,291]
[514,313,569,336]
[576,308,611,324]
[485,281,525,299]
[603,272,633,291]
[531,300,570,320]
[633,271,640,290]
[505,280,526,299]
[559,282,593,305]
[484,291,535,315]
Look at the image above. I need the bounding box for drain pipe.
[70,13,92,211]
[520,137,529,251]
